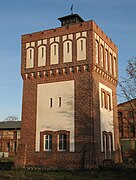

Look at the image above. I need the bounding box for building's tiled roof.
[0,121,21,130]
[118,98,136,107]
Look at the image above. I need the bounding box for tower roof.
[58,14,84,27]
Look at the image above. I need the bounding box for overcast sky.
[0,0,136,121]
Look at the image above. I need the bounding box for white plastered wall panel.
[36,80,75,152]
[99,82,115,151]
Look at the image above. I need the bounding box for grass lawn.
[0,168,136,180]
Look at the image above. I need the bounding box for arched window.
[63,40,72,63]
[38,45,46,67]
[26,47,34,68]
[95,40,99,64]
[77,38,86,61]
[50,43,59,65]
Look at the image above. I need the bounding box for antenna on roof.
[70,4,74,14]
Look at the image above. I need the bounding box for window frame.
[44,134,52,151]
[58,134,67,151]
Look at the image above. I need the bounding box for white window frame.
[44,134,52,151]
[58,134,67,151]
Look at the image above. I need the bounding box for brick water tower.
[15,14,121,169]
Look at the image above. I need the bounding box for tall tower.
[15,14,121,168]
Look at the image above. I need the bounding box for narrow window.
[44,135,52,151]
[107,94,111,110]
[100,45,104,67]
[105,50,108,71]
[58,134,67,151]
[67,42,69,53]
[118,112,123,138]
[54,45,56,55]
[14,142,17,153]
[113,57,116,77]
[129,123,135,134]
[95,40,98,64]
[109,54,113,74]
[102,91,106,108]
[58,97,61,107]
[103,133,107,159]
[7,142,10,152]
[29,49,32,59]
[50,98,52,108]
[129,111,134,119]
[41,47,44,58]
[81,40,83,51]
[109,134,113,158]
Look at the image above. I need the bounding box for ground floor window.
[103,131,113,159]
[58,134,67,151]
[44,134,52,151]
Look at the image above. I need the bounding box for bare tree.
[118,56,136,157]
[4,115,19,121]
[119,56,136,101]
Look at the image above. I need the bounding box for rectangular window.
[105,50,108,71]
[67,42,69,53]
[54,45,56,55]
[100,45,104,68]
[129,111,134,119]
[101,91,106,108]
[30,49,32,59]
[41,47,44,58]
[81,40,83,51]
[58,97,61,107]
[113,57,116,77]
[58,134,67,151]
[109,54,112,74]
[95,41,99,64]
[50,98,53,108]
[44,135,52,151]
[7,142,10,152]
[14,142,17,153]
[107,94,111,110]
[129,123,135,133]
